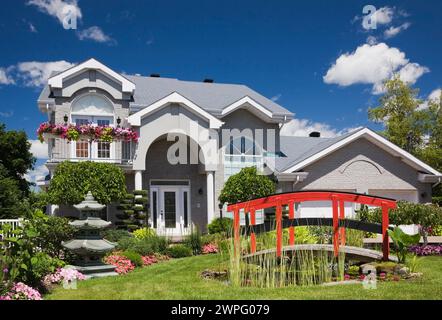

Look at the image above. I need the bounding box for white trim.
[220,96,274,120]
[283,128,442,176]
[127,92,223,129]
[48,58,135,93]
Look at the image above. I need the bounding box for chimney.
[309,131,321,138]
[150,73,160,78]
[203,78,214,83]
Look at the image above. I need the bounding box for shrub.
[121,250,143,267]
[219,167,275,205]
[117,235,168,256]
[27,212,75,260]
[201,233,225,246]
[184,228,202,255]
[166,245,193,258]
[208,218,233,235]
[102,229,132,243]
[133,227,156,240]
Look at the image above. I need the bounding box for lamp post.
[218,203,224,219]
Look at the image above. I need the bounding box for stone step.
[69,264,116,275]
[85,272,119,279]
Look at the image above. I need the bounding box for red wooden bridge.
[227,191,397,261]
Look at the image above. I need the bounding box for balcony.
[46,138,136,166]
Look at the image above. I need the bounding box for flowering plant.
[202,243,218,254]
[141,255,158,266]
[409,244,442,256]
[0,282,42,300]
[104,254,135,274]
[37,122,138,143]
[43,267,86,284]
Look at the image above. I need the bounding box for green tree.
[0,164,29,218]
[0,123,35,194]
[368,76,430,154]
[418,90,442,173]
[47,161,127,205]
[219,167,276,205]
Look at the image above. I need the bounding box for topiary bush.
[47,161,127,205]
[166,245,193,258]
[132,227,156,240]
[208,218,233,235]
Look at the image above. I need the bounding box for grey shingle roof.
[125,75,293,117]
[38,73,293,118]
[276,128,365,172]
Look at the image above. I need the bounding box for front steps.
[68,264,118,279]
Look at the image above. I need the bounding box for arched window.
[70,94,115,160]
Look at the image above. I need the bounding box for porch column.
[135,170,143,190]
[206,171,215,224]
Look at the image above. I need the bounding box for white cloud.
[17,60,74,87]
[323,43,429,94]
[0,111,14,118]
[0,68,14,85]
[77,26,115,44]
[384,22,411,39]
[29,23,38,33]
[419,88,442,110]
[27,0,82,25]
[29,140,48,159]
[280,119,361,138]
[24,164,49,185]
[271,94,282,102]
[397,62,429,85]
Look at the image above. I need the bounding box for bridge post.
[332,196,339,257]
[250,208,256,254]
[234,207,240,256]
[382,204,390,261]
[276,200,282,257]
[288,200,295,246]
[339,200,346,246]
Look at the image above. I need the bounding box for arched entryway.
[143,135,209,237]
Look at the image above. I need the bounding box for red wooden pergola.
[227,191,397,261]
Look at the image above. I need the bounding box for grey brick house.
[37,58,442,234]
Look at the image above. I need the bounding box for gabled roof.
[127,92,224,129]
[278,127,442,176]
[48,58,136,93]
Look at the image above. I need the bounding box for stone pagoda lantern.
[62,191,117,278]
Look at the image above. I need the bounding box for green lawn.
[46,255,442,300]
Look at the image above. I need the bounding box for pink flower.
[344,274,351,281]
[202,243,218,254]
[142,255,158,266]
[104,254,135,274]
[1,282,42,300]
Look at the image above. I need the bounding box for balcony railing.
[47,138,135,165]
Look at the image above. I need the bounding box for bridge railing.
[227,190,397,261]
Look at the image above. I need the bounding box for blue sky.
[0,0,441,182]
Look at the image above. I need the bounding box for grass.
[46,255,442,300]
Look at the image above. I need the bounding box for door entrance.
[150,181,191,237]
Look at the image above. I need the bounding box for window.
[76,140,89,158]
[97,141,110,158]
[75,118,89,126]
[183,191,188,227]
[97,119,110,127]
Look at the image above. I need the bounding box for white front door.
[150,185,191,237]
